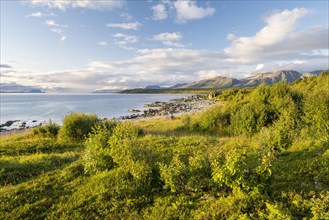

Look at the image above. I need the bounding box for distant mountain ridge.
[179,76,240,89]
[241,70,302,87]
[140,70,326,90]
[0,83,44,93]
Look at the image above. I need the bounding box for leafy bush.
[58,112,99,142]
[212,145,274,192]
[108,122,152,183]
[143,195,196,220]
[32,120,60,138]
[302,91,329,140]
[187,105,230,133]
[84,120,117,173]
[159,152,213,193]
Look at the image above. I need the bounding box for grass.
[0,73,328,219]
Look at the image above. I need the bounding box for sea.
[0,93,189,124]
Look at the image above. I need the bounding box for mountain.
[119,69,327,93]
[143,83,187,90]
[0,83,44,93]
[302,70,326,78]
[169,83,187,89]
[179,76,240,89]
[241,70,302,87]
[144,85,164,90]
[92,89,120,93]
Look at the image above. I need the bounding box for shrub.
[58,112,99,142]
[32,120,60,138]
[211,145,274,192]
[159,152,213,193]
[108,122,151,183]
[190,105,230,133]
[302,91,329,140]
[84,120,117,173]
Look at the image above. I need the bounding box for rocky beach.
[120,95,216,120]
[0,95,215,133]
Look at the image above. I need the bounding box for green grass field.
[1,72,328,219]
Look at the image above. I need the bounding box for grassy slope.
[0,73,328,219]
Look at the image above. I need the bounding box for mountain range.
[1,70,326,93]
[143,70,326,90]
[0,83,44,93]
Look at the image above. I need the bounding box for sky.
[1,0,328,92]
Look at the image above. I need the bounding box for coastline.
[0,95,216,134]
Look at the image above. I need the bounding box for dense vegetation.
[0,72,328,219]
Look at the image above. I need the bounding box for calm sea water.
[0,93,189,124]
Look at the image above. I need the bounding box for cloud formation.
[174,0,215,23]
[0,64,12,69]
[44,19,68,42]
[106,22,141,30]
[224,8,328,64]
[98,41,108,46]
[112,33,138,50]
[3,6,328,92]
[26,11,55,18]
[27,0,124,11]
[151,4,167,21]
[152,32,184,48]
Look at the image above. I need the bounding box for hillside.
[179,75,240,89]
[241,70,302,87]
[0,71,328,219]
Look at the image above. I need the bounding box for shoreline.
[0,95,216,134]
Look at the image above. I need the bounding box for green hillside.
[0,71,328,219]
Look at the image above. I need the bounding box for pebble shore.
[120,95,216,120]
[0,95,216,132]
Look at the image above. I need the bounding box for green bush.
[32,120,60,138]
[108,122,152,183]
[159,152,213,193]
[190,105,230,133]
[302,91,329,140]
[58,113,99,142]
[84,120,117,173]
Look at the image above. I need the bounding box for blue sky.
[1,0,328,92]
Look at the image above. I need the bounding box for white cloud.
[255,64,264,71]
[27,0,124,11]
[112,33,138,49]
[152,32,184,48]
[2,44,328,92]
[196,70,222,80]
[226,33,236,41]
[60,35,66,42]
[44,19,68,28]
[119,12,133,21]
[223,8,328,64]
[151,4,167,21]
[106,22,141,30]
[174,0,215,23]
[161,41,185,48]
[4,7,328,91]
[98,41,108,46]
[153,32,182,41]
[44,19,68,42]
[26,11,55,18]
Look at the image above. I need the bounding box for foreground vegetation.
[0,72,328,219]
